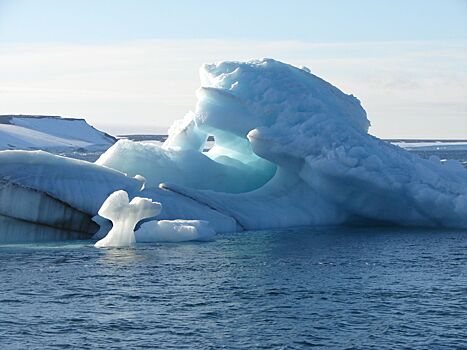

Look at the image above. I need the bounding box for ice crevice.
[1,58,467,243]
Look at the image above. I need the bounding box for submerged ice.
[1,58,467,243]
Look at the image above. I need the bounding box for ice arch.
[1,58,467,243]
[98,59,467,230]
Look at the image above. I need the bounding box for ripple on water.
[0,226,466,349]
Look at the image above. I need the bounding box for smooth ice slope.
[0,151,143,237]
[0,115,116,151]
[97,139,275,193]
[1,58,467,242]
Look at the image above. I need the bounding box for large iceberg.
[1,59,467,243]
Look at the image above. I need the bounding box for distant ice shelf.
[0,115,116,151]
[392,140,467,151]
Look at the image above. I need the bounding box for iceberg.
[1,58,467,243]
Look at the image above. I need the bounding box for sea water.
[0,142,466,349]
[0,227,465,349]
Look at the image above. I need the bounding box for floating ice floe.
[1,58,467,243]
[136,219,215,243]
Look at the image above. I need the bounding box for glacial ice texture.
[1,58,467,243]
[97,58,467,230]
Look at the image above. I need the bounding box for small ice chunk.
[94,190,161,248]
[136,219,215,242]
[133,174,147,190]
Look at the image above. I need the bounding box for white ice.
[0,150,143,215]
[94,190,216,247]
[96,59,467,229]
[394,141,467,151]
[135,219,215,243]
[1,58,467,243]
[95,190,161,248]
[0,115,115,151]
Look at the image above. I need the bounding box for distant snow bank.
[0,115,116,151]
[393,140,467,151]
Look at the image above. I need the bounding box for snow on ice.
[1,59,467,244]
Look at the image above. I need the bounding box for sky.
[0,0,466,138]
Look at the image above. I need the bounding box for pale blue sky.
[1,0,466,43]
[0,0,466,137]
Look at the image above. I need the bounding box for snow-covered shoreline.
[392,140,467,151]
[0,115,116,151]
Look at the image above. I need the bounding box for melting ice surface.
[1,58,467,244]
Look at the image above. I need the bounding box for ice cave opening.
[1,58,467,244]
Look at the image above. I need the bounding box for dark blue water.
[1,145,466,349]
[0,227,466,349]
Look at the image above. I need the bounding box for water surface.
[0,143,466,349]
[0,226,466,349]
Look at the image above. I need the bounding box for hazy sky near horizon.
[0,0,466,138]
